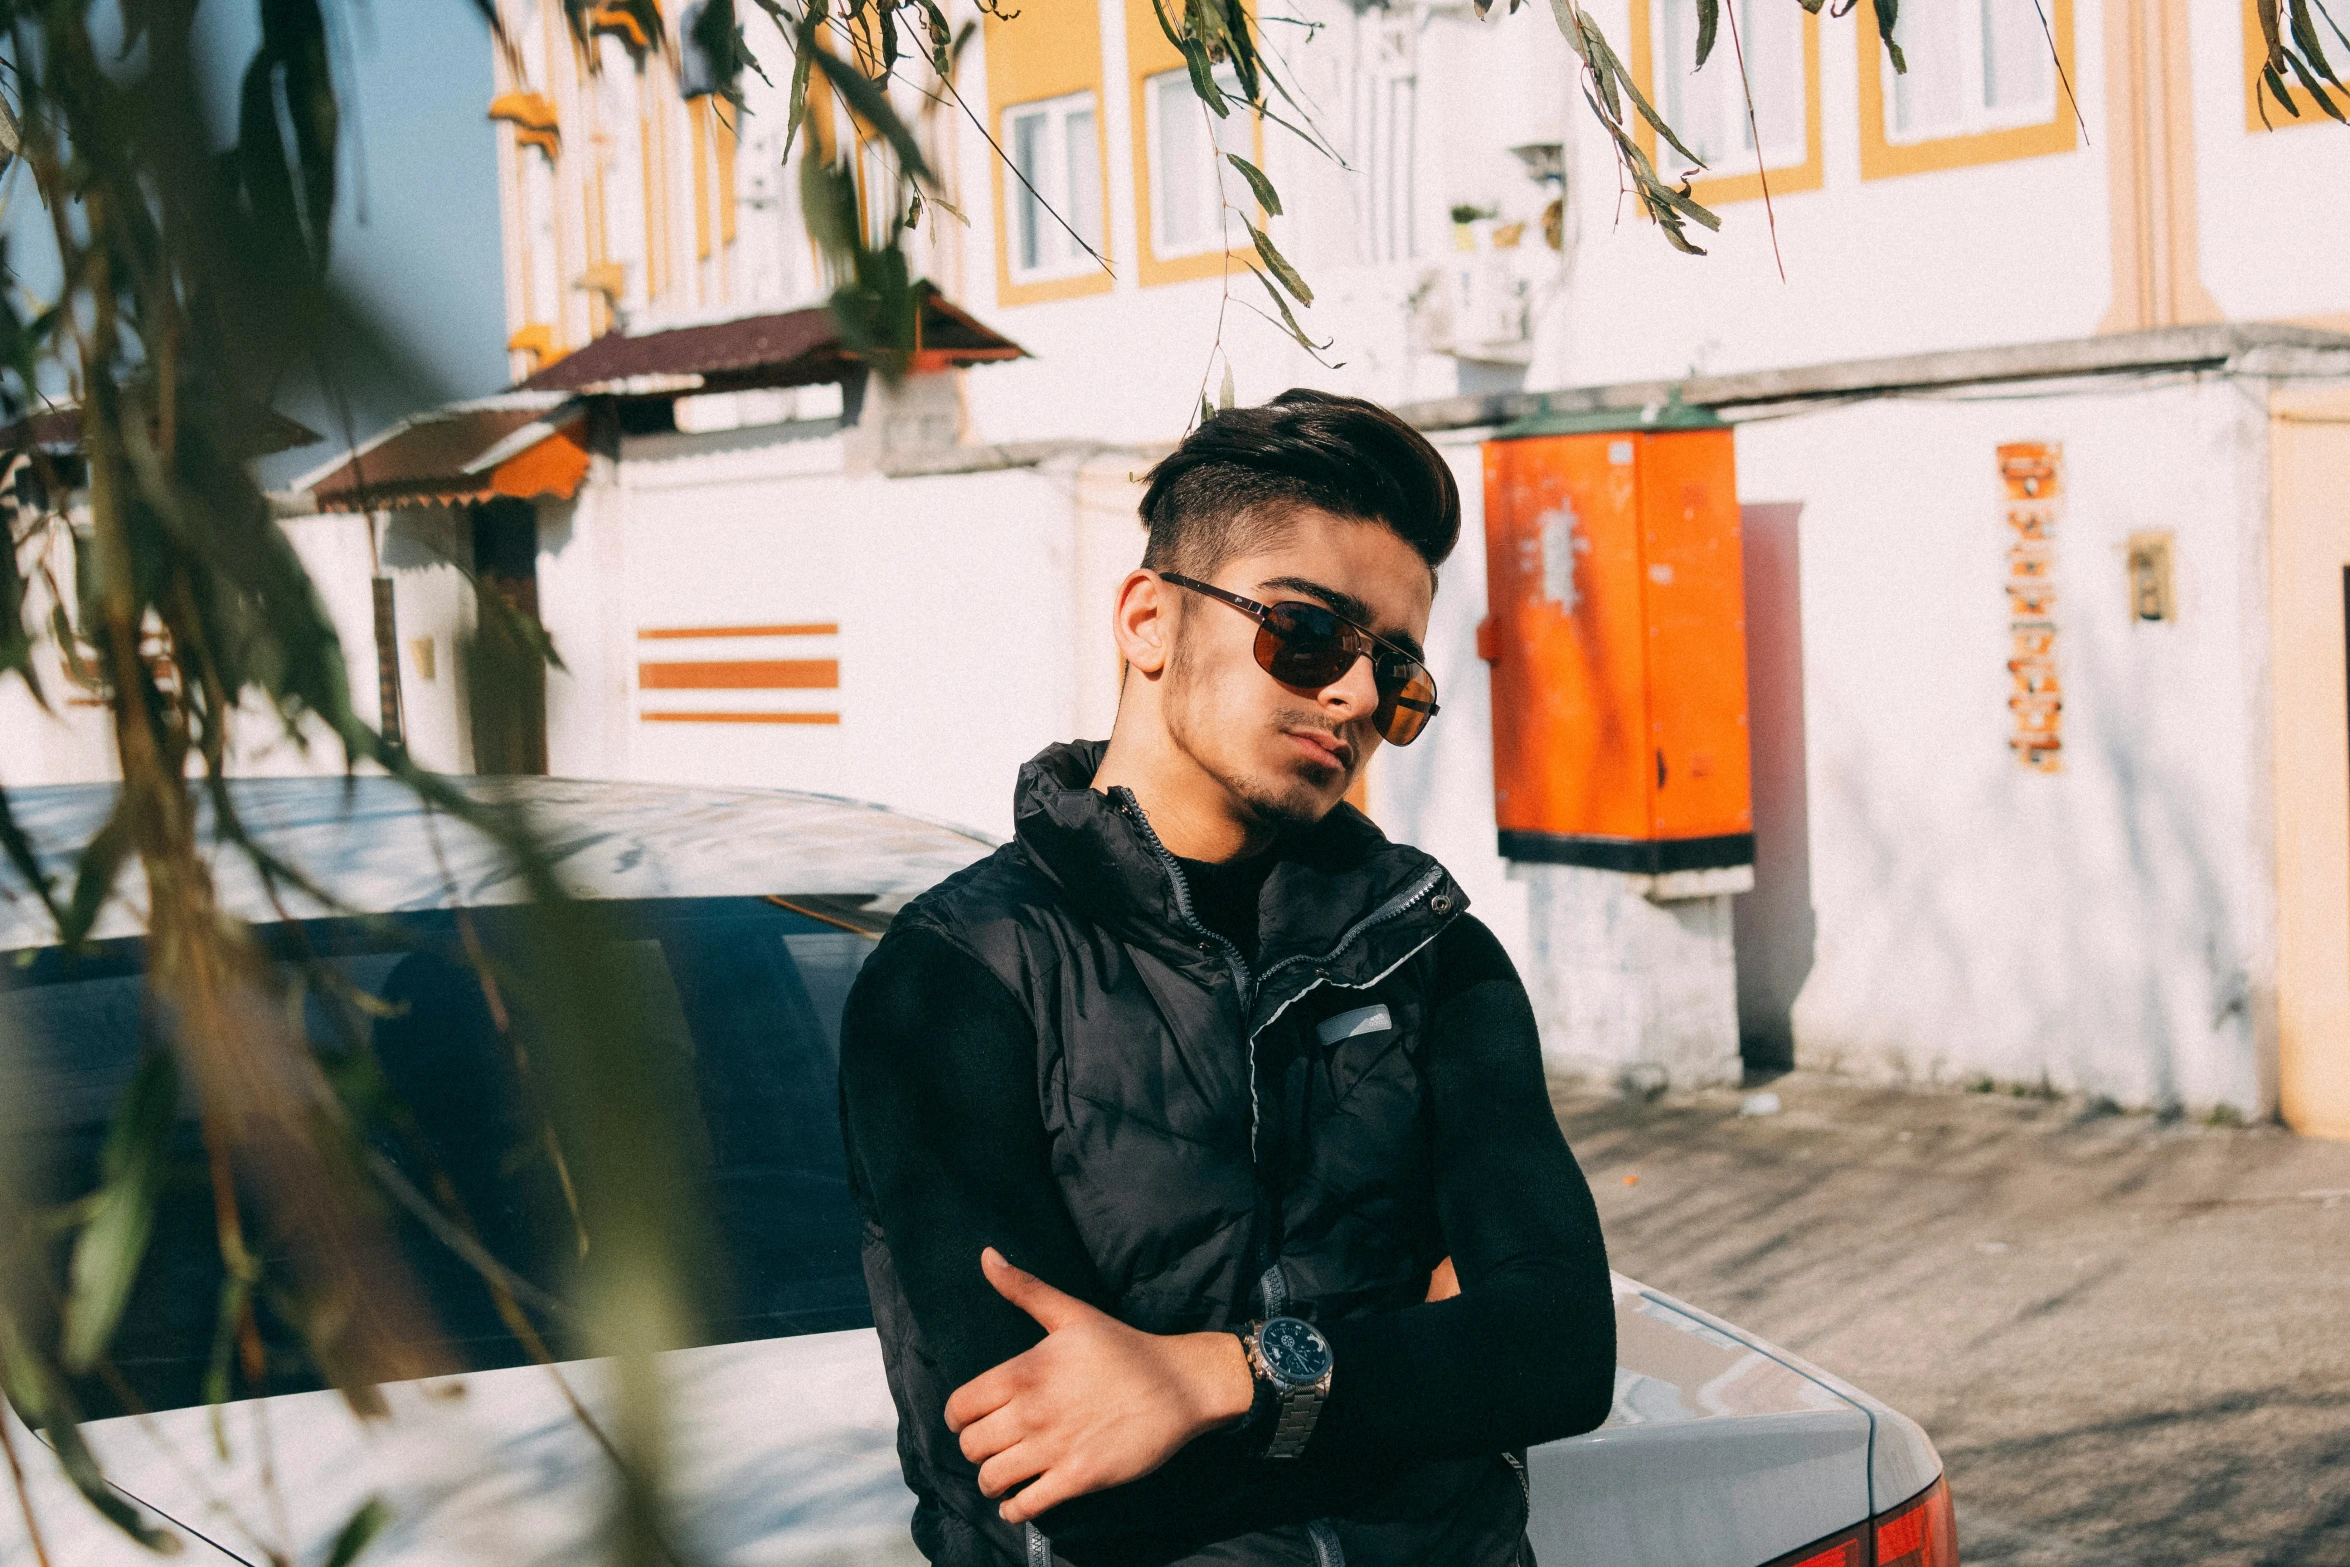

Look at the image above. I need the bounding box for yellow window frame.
[986,0,1115,306]
[1126,0,1264,288]
[1629,0,1823,205]
[1857,0,2077,179]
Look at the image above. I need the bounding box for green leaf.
[2265,61,2304,116]
[807,45,935,187]
[1224,153,1281,216]
[2291,0,2334,82]
[324,1497,391,1567]
[782,0,827,162]
[1246,221,1313,307]
[63,1051,178,1372]
[1246,264,1335,361]
[1694,0,1719,70]
[2283,43,2347,120]
[0,1314,176,1550]
[0,785,60,931]
[60,801,132,949]
[1875,0,1907,72]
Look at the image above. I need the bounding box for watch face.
[1259,1317,1333,1385]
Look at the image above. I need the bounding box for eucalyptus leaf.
[1694,0,1719,69]
[62,1051,178,1372]
[1225,153,1281,217]
[1246,222,1313,307]
[808,45,936,187]
[324,1496,392,1567]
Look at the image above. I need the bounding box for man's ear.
[1111,569,1175,676]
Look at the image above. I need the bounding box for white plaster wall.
[1729,376,2272,1114]
[537,425,1149,841]
[1370,435,1533,971]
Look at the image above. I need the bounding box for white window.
[1146,66,1250,259]
[1002,90,1103,280]
[1357,68,1416,264]
[1652,0,1806,174]
[1885,0,2054,143]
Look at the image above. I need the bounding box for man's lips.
[1284,729,1353,771]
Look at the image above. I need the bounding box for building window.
[1885,0,2054,143]
[1653,0,1806,173]
[1856,0,2075,178]
[1145,66,1248,260]
[1354,33,1416,266]
[1003,91,1103,279]
[1631,0,1821,203]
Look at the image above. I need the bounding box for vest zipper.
[1110,789,1458,1162]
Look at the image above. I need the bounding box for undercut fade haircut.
[1138,389,1461,579]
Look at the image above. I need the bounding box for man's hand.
[944,1247,1254,1525]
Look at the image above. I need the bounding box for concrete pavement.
[1555,1072,2350,1567]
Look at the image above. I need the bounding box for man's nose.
[1321,653,1380,720]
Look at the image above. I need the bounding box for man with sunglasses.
[840,390,1616,1567]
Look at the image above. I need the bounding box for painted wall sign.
[1999,442,2063,772]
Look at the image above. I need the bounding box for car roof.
[0,775,997,951]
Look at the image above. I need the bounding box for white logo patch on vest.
[1316,1004,1393,1046]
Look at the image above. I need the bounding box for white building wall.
[536,423,1148,840]
[1730,377,2271,1112]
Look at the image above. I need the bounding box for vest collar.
[1011,739,1466,987]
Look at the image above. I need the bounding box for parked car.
[0,778,1956,1567]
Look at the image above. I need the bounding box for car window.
[0,895,878,1418]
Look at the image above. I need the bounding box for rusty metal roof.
[3,401,321,459]
[293,393,589,513]
[518,287,1027,395]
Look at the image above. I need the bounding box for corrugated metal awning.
[293,393,590,513]
[518,286,1027,396]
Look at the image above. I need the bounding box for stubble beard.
[1165,624,1347,834]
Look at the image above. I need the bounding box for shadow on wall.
[1733,502,1815,1074]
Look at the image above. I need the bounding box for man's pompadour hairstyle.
[1137,389,1461,577]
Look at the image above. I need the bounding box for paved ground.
[1553,1073,2350,1567]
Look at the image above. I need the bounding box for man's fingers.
[981,1246,1090,1333]
[944,1363,1017,1434]
[956,1403,1024,1466]
[999,1465,1086,1526]
[976,1440,1050,1501]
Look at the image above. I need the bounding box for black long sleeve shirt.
[837,909,1616,1560]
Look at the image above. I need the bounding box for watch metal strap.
[1264,1380,1326,1459]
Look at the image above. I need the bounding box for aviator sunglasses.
[1157,572,1441,746]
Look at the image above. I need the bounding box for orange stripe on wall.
[638,659,839,690]
[640,711,841,725]
[638,623,840,639]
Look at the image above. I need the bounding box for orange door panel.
[1637,428,1753,842]
[1484,434,1649,842]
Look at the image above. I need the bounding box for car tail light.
[1758,1524,1865,1567]
[1874,1476,1958,1567]
[1756,1475,1958,1567]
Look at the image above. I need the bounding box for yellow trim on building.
[1856,0,2078,180]
[1628,0,1824,206]
[692,97,714,262]
[1125,0,1262,288]
[718,100,738,247]
[985,0,1115,306]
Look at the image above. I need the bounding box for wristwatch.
[1240,1316,1335,1459]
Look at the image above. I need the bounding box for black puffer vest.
[862,741,1529,1567]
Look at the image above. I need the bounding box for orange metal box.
[1479,406,1753,872]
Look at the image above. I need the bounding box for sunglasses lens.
[1375,666,1438,746]
[1256,604,1357,688]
